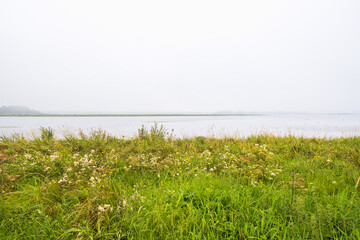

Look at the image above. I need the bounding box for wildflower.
[104,204,113,212]
[201,150,211,156]
[98,204,113,213]
[327,159,331,162]
[50,154,58,161]
[58,174,69,184]
[332,181,337,185]
[98,206,105,212]
[58,178,67,184]
[24,154,32,160]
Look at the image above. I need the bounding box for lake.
[0,114,359,139]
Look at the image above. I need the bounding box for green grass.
[0,126,360,239]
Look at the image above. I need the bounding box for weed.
[40,127,54,141]
[0,127,359,239]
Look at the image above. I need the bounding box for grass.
[0,126,360,239]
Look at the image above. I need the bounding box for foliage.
[0,127,360,239]
[40,127,55,141]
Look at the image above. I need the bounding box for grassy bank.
[1,126,360,239]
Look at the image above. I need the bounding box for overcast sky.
[0,0,359,113]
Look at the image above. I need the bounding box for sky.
[0,0,359,113]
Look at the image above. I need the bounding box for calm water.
[0,114,359,139]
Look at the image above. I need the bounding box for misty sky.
[1,0,359,113]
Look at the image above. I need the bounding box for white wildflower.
[98,206,105,212]
[50,154,58,161]
[122,199,126,208]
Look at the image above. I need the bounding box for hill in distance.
[0,106,42,115]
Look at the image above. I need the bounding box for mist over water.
[1,1,360,114]
[1,114,359,139]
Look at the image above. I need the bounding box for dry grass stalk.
[355,175,360,190]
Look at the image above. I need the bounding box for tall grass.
[0,126,359,239]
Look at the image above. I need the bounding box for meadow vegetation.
[0,125,360,239]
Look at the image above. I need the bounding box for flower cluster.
[98,204,113,215]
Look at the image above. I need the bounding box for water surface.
[0,114,359,138]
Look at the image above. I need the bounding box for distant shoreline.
[0,113,358,117]
[0,113,265,117]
